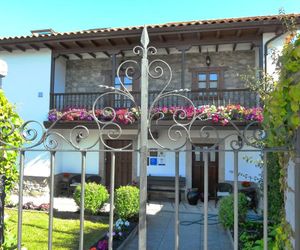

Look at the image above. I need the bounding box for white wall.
[1,49,52,176]
[224,140,262,182]
[1,49,51,122]
[54,57,66,93]
[52,129,100,175]
[137,128,262,182]
[263,32,283,79]
[136,129,186,177]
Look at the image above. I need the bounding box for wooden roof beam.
[29,44,40,51]
[178,34,184,41]
[74,53,82,59]
[256,28,263,35]
[122,37,131,45]
[59,42,70,49]
[90,40,101,47]
[159,35,166,42]
[89,52,97,58]
[165,48,170,54]
[250,43,255,50]
[106,39,115,46]
[44,43,53,50]
[198,46,201,53]
[1,46,12,53]
[233,43,237,51]
[102,51,110,58]
[61,55,69,60]
[53,36,261,55]
[196,32,202,40]
[236,30,242,37]
[215,44,219,52]
[15,45,26,52]
[74,41,85,48]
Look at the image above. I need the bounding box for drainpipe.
[0,59,8,89]
[263,32,284,74]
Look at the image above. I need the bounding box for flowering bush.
[90,218,131,250]
[48,104,263,126]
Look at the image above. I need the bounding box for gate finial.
[141,25,149,50]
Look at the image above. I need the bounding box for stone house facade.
[0,14,299,198]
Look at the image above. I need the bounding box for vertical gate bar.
[48,151,56,250]
[139,27,149,250]
[233,150,238,250]
[17,150,25,250]
[295,128,300,250]
[108,152,116,250]
[175,151,180,250]
[79,151,86,250]
[263,151,268,250]
[203,151,208,250]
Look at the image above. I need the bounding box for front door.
[105,140,132,188]
[192,145,218,197]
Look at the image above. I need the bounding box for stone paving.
[9,195,232,249]
[125,200,233,250]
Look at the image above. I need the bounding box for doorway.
[105,140,132,188]
[192,144,219,197]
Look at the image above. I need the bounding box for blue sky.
[0,0,299,38]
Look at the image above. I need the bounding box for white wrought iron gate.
[0,26,297,250]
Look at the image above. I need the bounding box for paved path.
[124,201,232,250]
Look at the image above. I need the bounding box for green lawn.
[6,209,108,250]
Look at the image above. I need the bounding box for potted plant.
[187,188,199,205]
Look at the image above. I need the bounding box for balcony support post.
[111,53,117,85]
[177,46,191,89]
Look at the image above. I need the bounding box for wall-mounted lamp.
[205,51,211,67]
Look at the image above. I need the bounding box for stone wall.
[65,50,255,93]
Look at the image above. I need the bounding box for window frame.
[190,67,225,92]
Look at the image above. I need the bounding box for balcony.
[50,88,259,111]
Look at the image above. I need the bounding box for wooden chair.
[215,182,233,207]
[86,175,102,184]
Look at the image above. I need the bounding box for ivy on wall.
[263,34,300,147]
[0,90,23,193]
[263,34,299,249]
[242,30,299,249]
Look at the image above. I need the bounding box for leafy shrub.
[218,193,249,229]
[115,186,139,220]
[0,220,17,250]
[74,183,109,215]
[0,90,23,193]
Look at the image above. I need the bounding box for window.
[196,72,219,91]
[191,67,224,97]
[114,76,133,91]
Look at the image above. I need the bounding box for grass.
[5,209,108,250]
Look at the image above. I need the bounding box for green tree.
[0,89,23,193]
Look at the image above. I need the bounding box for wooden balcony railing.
[50,88,260,111]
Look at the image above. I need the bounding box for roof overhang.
[0,14,299,57]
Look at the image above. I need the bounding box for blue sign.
[149,157,158,166]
